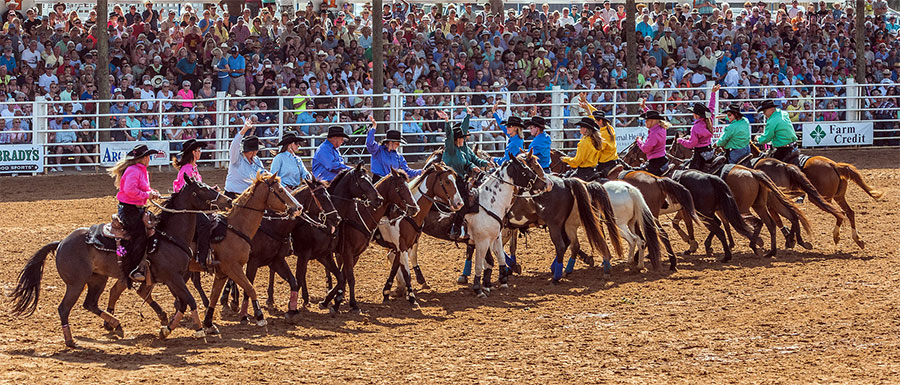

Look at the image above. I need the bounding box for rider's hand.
[149,190,161,199]
[472,166,483,174]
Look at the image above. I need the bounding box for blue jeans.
[727,145,751,164]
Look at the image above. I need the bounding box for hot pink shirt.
[173,163,202,192]
[177,89,194,108]
[636,124,667,160]
[116,163,152,206]
[677,92,716,149]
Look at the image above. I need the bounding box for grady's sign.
[0,145,43,173]
[802,122,873,147]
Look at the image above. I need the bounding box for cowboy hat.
[276,131,303,147]
[326,126,350,140]
[691,102,711,117]
[242,135,260,152]
[126,144,160,160]
[179,138,207,155]
[640,110,665,120]
[592,110,610,123]
[451,122,470,139]
[502,115,525,128]
[756,99,777,112]
[527,116,548,130]
[151,75,165,88]
[723,104,744,119]
[574,117,599,131]
[382,129,407,144]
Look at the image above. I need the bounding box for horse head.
[511,149,550,194]
[258,173,303,217]
[297,178,341,233]
[621,141,644,167]
[182,175,232,211]
[380,168,419,216]
[351,163,384,207]
[421,162,464,212]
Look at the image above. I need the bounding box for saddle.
[102,212,158,240]
[209,214,229,243]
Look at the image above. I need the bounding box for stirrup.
[130,268,146,282]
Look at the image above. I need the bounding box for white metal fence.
[1,81,898,174]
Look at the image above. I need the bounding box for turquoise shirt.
[717,117,751,149]
[757,109,798,148]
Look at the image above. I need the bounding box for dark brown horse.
[199,173,302,334]
[749,143,882,248]
[332,168,419,312]
[10,177,231,347]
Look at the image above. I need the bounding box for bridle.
[149,183,229,215]
[233,178,299,216]
[485,159,546,198]
[300,183,338,228]
[416,169,458,214]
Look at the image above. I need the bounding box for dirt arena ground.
[0,148,897,384]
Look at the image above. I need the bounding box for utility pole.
[624,0,638,117]
[372,0,385,133]
[96,0,110,141]
[855,0,866,83]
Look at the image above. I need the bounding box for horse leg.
[161,275,203,339]
[190,272,210,309]
[491,236,510,289]
[389,250,407,298]
[472,237,490,297]
[506,229,523,274]
[547,226,569,282]
[398,250,418,307]
[341,254,361,314]
[266,268,277,310]
[223,262,267,327]
[656,219,678,271]
[704,215,732,263]
[835,183,865,249]
[296,253,310,307]
[238,263,261,323]
[407,241,428,289]
[753,199,779,258]
[318,254,345,314]
[722,219,735,249]
[564,228,578,275]
[82,274,124,338]
[103,279,127,330]
[382,249,404,303]
[58,282,85,348]
[482,248,494,290]
[202,272,229,333]
[672,211,698,255]
[108,279,166,329]
[457,244,474,284]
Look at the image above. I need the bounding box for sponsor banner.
[802,122,874,147]
[615,126,648,153]
[0,144,44,173]
[100,141,170,166]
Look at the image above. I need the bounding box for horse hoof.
[194,330,206,339]
[457,275,469,285]
[349,306,361,315]
[112,325,125,338]
[318,301,329,310]
[476,292,487,298]
[500,283,509,289]
[64,340,78,349]
[159,326,171,339]
[801,241,813,250]
[102,321,113,331]
[856,240,866,249]
[239,316,251,325]
[266,301,277,311]
[204,325,220,335]
[382,296,390,304]
[285,310,301,324]
[256,318,267,327]
[720,256,732,263]
[420,283,431,290]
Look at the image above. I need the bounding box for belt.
[230,74,243,77]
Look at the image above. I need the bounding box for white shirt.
[38,73,58,92]
[21,48,41,69]
[140,88,156,109]
[724,68,741,96]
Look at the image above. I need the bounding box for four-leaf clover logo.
[810,125,827,144]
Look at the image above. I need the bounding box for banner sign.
[100,141,170,166]
[802,122,874,147]
[615,126,648,153]
[0,144,44,173]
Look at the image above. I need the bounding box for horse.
[230,178,341,324]
[10,176,231,347]
[199,173,302,334]
[292,164,383,314]
[749,142,883,249]
[374,162,465,301]
[586,180,665,272]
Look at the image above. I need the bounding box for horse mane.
[376,169,409,189]
[154,188,184,226]
[327,168,354,193]
[409,163,444,191]
[225,173,276,215]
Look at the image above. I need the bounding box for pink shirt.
[636,124,667,160]
[677,92,716,149]
[177,89,194,108]
[173,163,202,192]
[116,163,152,206]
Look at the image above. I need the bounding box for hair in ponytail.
[107,157,141,188]
[588,130,603,150]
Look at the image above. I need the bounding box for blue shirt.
[0,55,16,72]
[176,58,197,76]
[216,57,230,79]
[491,113,524,165]
[226,54,245,76]
[311,140,351,181]
[528,131,552,169]
[224,132,267,193]
[270,151,311,187]
[365,127,421,178]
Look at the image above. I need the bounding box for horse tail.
[711,176,756,241]
[568,179,615,259]
[834,162,884,200]
[584,181,624,258]
[657,176,701,225]
[785,163,844,221]
[9,241,59,317]
[748,168,811,236]
[630,184,662,270]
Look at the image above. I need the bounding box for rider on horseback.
[312,126,353,182]
[173,139,215,270]
[526,114,552,172]
[756,99,799,163]
[438,108,493,241]
[561,117,604,181]
[225,121,267,199]
[108,144,161,284]
[270,130,311,189]
[635,108,670,177]
[578,93,619,177]
[717,104,752,164]
[490,101,525,166]
[365,115,422,183]
[677,84,719,172]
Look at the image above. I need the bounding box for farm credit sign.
[0,144,44,173]
[100,141,170,166]
[802,122,873,147]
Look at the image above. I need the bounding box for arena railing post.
[846,78,859,121]
[33,97,48,174]
[215,91,228,168]
[549,86,563,149]
[389,88,401,133]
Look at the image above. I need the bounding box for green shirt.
[442,115,489,177]
[757,109,798,148]
[717,117,751,149]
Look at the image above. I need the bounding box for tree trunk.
[489,0,503,17]
[96,0,110,141]
[372,0,385,133]
[855,0,866,83]
[624,0,638,117]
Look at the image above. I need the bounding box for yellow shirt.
[584,103,618,162]
[562,136,602,168]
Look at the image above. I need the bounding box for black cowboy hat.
[527,116,548,130]
[691,102,711,117]
[756,99,777,112]
[451,122,470,139]
[126,144,160,160]
[382,129,407,144]
[592,110,609,123]
[640,110,665,121]
[242,135,260,152]
[326,125,350,139]
[179,138,207,155]
[574,117,599,131]
[502,115,526,128]
[276,130,302,147]
[724,104,744,118]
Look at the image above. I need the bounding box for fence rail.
[1,81,898,174]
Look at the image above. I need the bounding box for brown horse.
[375,162,464,300]
[749,143,883,248]
[200,173,302,334]
[333,169,419,312]
[10,177,231,347]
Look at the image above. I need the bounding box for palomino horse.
[749,143,883,248]
[587,180,665,272]
[332,168,419,312]
[232,178,341,324]
[10,177,231,347]
[200,173,301,334]
[375,162,465,300]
